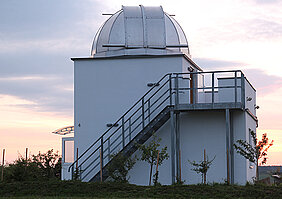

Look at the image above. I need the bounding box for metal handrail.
[80,86,172,180]
[68,70,246,179]
[68,73,171,172]
[81,94,172,180]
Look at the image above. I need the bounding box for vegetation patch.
[0,181,282,198]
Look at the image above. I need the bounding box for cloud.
[195,58,282,96]
[0,51,74,77]
[195,19,282,47]
[243,19,282,40]
[254,0,282,4]
[0,74,73,116]
[243,68,282,96]
[0,0,103,40]
[194,58,244,70]
[191,1,282,49]
[1,1,281,120]
[0,1,112,117]
[0,0,109,55]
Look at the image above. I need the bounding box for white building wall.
[128,109,255,185]
[218,78,242,103]
[245,79,256,115]
[74,56,180,154]
[180,111,227,184]
[70,55,257,184]
[245,113,257,182]
[73,55,199,180]
[245,78,257,182]
[127,120,172,185]
[232,110,257,184]
[232,110,247,184]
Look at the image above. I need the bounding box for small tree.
[107,152,136,183]
[234,130,273,180]
[138,135,169,185]
[188,149,215,184]
[32,149,61,179]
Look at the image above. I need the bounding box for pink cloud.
[243,68,282,96]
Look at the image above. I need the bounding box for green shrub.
[107,152,136,183]
[3,149,61,182]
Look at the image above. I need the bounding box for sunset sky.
[0,0,281,165]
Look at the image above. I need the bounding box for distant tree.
[107,152,136,183]
[32,149,61,179]
[3,149,61,182]
[138,135,169,186]
[188,149,215,184]
[234,130,273,180]
[4,157,40,182]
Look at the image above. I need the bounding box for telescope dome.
[91,5,190,58]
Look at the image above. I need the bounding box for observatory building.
[60,5,257,185]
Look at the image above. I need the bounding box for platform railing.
[175,70,245,107]
[68,70,246,181]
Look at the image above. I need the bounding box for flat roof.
[71,54,203,71]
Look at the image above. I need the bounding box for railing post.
[142,98,145,128]
[129,118,132,141]
[79,166,82,181]
[212,72,215,105]
[71,166,74,180]
[148,99,151,123]
[241,72,245,108]
[169,74,172,106]
[235,71,237,104]
[175,74,179,109]
[192,73,197,104]
[100,149,103,182]
[122,117,125,148]
[100,137,104,169]
[107,139,111,162]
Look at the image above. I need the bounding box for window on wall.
[64,140,74,163]
[248,128,255,146]
[248,128,255,169]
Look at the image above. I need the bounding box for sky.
[0,0,281,165]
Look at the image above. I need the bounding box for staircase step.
[90,106,172,182]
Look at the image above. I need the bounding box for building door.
[61,137,74,180]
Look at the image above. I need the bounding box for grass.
[0,181,282,199]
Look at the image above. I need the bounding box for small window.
[248,128,255,147]
[64,140,74,163]
[248,128,255,168]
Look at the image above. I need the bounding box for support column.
[225,109,231,184]
[170,110,175,184]
[175,112,180,182]
[230,111,234,184]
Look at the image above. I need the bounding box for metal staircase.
[91,105,172,182]
[69,73,175,182]
[68,70,245,182]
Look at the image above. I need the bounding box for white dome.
[91,5,190,58]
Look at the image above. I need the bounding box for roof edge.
[71,54,203,71]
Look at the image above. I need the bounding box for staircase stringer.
[90,105,173,182]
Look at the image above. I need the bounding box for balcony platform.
[176,102,244,111]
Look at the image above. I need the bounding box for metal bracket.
[147,82,160,87]
[106,123,119,127]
